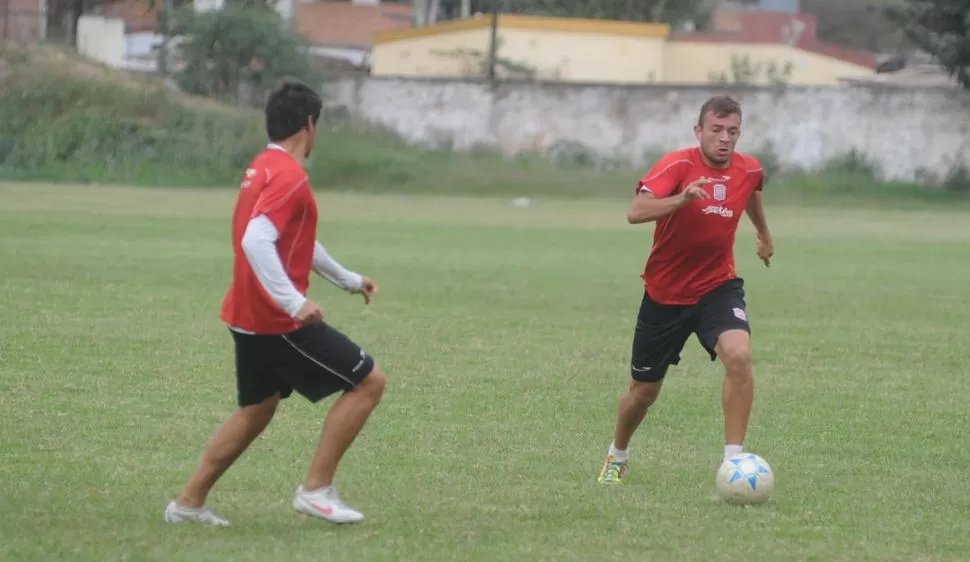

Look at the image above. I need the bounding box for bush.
[0,49,467,189]
[942,164,970,193]
[0,58,266,185]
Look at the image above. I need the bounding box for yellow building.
[370,10,879,86]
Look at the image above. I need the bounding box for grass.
[2,181,970,561]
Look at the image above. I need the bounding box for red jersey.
[220,145,317,334]
[636,147,764,305]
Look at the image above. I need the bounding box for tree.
[164,0,323,105]
[886,0,970,89]
[800,0,909,53]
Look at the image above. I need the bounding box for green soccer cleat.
[597,455,628,484]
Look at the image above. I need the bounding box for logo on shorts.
[713,183,727,202]
[733,307,747,321]
[352,349,367,373]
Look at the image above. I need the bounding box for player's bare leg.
[613,380,663,450]
[293,365,386,524]
[599,380,663,484]
[165,395,280,526]
[716,329,754,461]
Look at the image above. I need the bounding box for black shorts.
[630,278,751,383]
[230,322,375,407]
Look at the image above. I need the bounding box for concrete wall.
[371,13,874,86]
[495,28,666,83]
[372,14,672,84]
[371,28,490,78]
[77,15,126,69]
[664,42,874,86]
[321,77,970,182]
[373,26,667,83]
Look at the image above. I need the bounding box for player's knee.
[357,363,386,403]
[629,380,662,407]
[721,345,753,377]
[716,330,753,375]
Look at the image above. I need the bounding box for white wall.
[322,77,970,183]
[76,15,126,69]
[193,0,225,12]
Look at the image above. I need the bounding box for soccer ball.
[716,453,774,505]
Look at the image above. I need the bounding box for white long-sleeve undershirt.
[240,214,363,318]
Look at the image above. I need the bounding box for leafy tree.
[164,0,323,105]
[886,0,970,89]
[801,0,909,53]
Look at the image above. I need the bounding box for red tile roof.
[101,0,158,33]
[4,0,45,42]
[671,9,878,70]
[295,1,413,49]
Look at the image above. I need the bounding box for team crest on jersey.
[240,168,257,189]
[713,183,727,201]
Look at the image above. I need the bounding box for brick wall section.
[2,0,42,43]
[101,0,157,33]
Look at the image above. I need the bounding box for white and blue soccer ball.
[716,453,774,505]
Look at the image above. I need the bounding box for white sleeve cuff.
[313,242,363,291]
[241,215,307,317]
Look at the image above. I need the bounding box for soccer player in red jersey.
[164,82,386,525]
[597,96,774,484]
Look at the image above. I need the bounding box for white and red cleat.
[292,485,364,524]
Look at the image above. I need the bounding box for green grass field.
[2,182,969,561]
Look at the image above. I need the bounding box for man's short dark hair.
[265,81,323,142]
[698,95,742,127]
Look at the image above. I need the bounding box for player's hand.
[354,277,378,305]
[679,178,713,205]
[757,233,774,268]
[294,299,324,324]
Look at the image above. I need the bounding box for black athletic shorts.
[230,322,375,407]
[630,278,751,383]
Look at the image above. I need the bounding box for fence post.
[39,0,49,41]
[3,1,10,45]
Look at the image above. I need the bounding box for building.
[71,0,413,73]
[1,0,49,44]
[294,0,412,70]
[369,6,881,86]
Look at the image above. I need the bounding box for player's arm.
[745,171,774,267]
[313,243,378,304]
[240,214,307,317]
[312,243,363,291]
[626,192,690,224]
[744,190,771,238]
[627,177,712,224]
[626,155,709,224]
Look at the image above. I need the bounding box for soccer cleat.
[163,500,230,526]
[597,455,628,484]
[292,485,364,524]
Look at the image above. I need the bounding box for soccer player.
[163,81,387,525]
[597,95,774,485]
